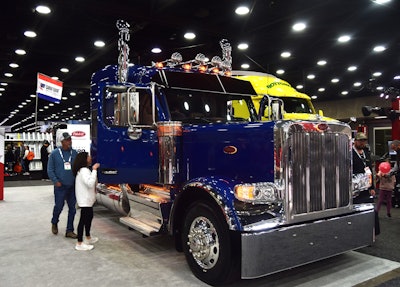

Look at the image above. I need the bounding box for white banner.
[37,73,63,103]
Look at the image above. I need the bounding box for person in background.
[22,145,33,176]
[390,140,400,207]
[72,152,100,251]
[48,132,78,238]
[352,132,375,203]
[40,140,50,181]
[375,162,396,217]
[4,144,15,175]
[352,132,380,235]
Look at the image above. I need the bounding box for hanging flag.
[36,73,63,103]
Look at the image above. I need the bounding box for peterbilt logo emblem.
[223,145,237,155]
[71,131,86,137]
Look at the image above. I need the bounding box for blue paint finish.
[179,122,275,183]
[183,176,243,230]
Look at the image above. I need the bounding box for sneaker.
[84,236,98,244]
[65,231,78,239]
[75,243,94,251]
[51,224,58,235]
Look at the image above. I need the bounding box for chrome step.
[120,213,162,237]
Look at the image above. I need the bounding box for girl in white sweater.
[72,152,100,251]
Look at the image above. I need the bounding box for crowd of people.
[352,132,400,236]
[4,141,51,179]
[4,133,100,252]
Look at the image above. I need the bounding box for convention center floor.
[2,174,400,287]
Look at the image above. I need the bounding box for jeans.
[51,185,76,232]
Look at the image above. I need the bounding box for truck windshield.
[276,97,314,114]
[165,89,255,123]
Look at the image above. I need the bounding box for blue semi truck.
[89,21,374,286]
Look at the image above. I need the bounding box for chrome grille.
[287,130,351,219]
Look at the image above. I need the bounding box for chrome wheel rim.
[187,216,219,270]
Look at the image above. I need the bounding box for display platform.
[1,185,400,287]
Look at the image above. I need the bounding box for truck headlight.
[234,182,282,204]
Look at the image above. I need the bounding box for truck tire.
[182,201,240,285]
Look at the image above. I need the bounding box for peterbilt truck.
[90,22,374,286]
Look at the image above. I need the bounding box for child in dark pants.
[376,169,396,217]
[72,152,100,251]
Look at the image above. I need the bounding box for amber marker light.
[235,185,255,201]
[155,62,164,69]
[182,63,191,71]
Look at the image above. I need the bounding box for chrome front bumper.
[241,207,375,279]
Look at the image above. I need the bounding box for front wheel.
[182,201,240,285]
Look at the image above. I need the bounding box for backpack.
[27,151,35,161]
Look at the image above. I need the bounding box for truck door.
[96,86,159,184]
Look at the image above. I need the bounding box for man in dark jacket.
[352,132,379,235]
[40,140,50,180]
[352,132,375,203]
[48,132,78,238]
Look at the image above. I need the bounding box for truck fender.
[170,177,242,244]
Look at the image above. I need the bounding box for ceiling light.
[373,72,382,77]
[347,66,357,71]
[70,92,76,96]
[341,91,349,95]
[30,94,36,98]
[377,86,384,90]
[311,95,318,99]
[317,60,327,66]
[296,85,304,89]
[75,56,85,62]
[4,73,13,77]
[292,22,306,32]
[394,75,400,80]
[24,31,37,38]
[281,51,291,58]
[241,63,250,69]
[307,74,315,79]
[184,32,196,40]
[371,0,391,4]
[9,63,19,68]
[94,40,105,47]
[237,43,248,50]
[276,69,285,75]
[35,5,51,14]
[60,68,69,73]
[338,35,351,43]
[15,49,26,55]
[353,82,362,87]
[0,88,5,91]
[0,83,7,86]
[318,88,325,92]
[151,47,162,53]
[51,76,59,80]
[331,78,340,83]
[373,45,386,52]
[235,6,250,15]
